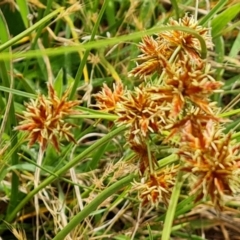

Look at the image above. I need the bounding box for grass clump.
[0,0,240,239]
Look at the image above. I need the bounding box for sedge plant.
[0,0,240,240]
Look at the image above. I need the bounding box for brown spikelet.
[179,123,240,209]
[15,84,81,152]
[132,166,176,206]
[129,36,171,78]
[159,14,213,60]
[95,82,124,112]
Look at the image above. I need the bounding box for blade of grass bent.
[0,26,208,61]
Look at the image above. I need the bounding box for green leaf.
[105,0,116,32]
[52,173,134,240]
[212,36,224,104]
[0,86,36,99]
[170,0,180,19]
[199,0,227,26]
[54,68,63,97]
[0,8,63,52]
[86,142,109,170]
[161,170,184,240]
[16,0,29,28]
[229,30,240,58]
[70,0,110,99]
[7,163,36,172]
[0,26,208,61]
[211,3,240,38]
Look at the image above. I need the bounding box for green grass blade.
[161,170,184,240]
[54,68,64,97]
[229,31,240,58]
[52,173,134,240]
[86,142,109,170]
[199,0,227,26]
[0,8,63,52]
[170,0,179,19]
[0,86,36,99]
[211,3,240,38]
[212,36,224,104]
[70,0,110,99]
[16,0,29,28]
[0,25,208,61]
[105,0,116,32]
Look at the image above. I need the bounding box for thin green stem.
[71,114,117,121]
[147,140,154,174]
[70,0,110,100]
[220,108,240,118]
[158,154,178,168]
[34,148,45,240]
[5,125,127,223]
[23,0,55,75]
[232,131,240,140]
[0,8,63,52]
[0,26,208,61]
[161,169,184,240]
[0,86,37,99]
[170,0,179,19]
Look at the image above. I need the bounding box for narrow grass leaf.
[0,26,208,61]
[199,0,227,26]
[106,0,116,32]
[16,0,29,28]
[86,142,109,170]
[172,231,207,240]
[147,224,153,240]
[0,8,63,52]
[222,75,240,90]
[211,3,240,38]
[213,36,224,104]
[0,86,36,99]
[170,0,179,19]
[54,68,63,97]
[70,0,110,99]
[161,170,184,240]
[229,31,240,58]
[52,173,134,240]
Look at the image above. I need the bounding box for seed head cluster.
[95,14,240,209]
[15,84,80,152]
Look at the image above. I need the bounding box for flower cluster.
[95,14,240,209]
[130,14,213,79]
[95,82,124,113]
[132,166,176,206]
[179,126,240,208]
[15,84,80,152]
[116,87,170,142]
